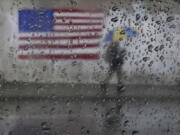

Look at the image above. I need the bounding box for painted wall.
[0,0,180,85]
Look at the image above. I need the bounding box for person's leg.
[104,67,114,84]
[116,65,125,93]
[114,65,126,134]
[100,65,114,95]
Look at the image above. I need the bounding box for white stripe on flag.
[53,12,104,17]
[19,32,102,37]
[53,25,102,30]
[55,19,103,23]
[18,48,99,55]
[18,39,101,45]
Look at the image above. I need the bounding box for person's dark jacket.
[105,41,126,67]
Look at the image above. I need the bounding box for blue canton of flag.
[19,10,54,32]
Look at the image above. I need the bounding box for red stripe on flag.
[55,16,103,20]
[54,22,102,26]
[19,44,99,50]
[53,9,103,13]
[18,54,99,60]
[53,29,102,33]
[19,35,102,40]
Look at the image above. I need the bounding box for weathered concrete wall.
[0,0,180,85]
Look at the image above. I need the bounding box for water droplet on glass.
[148,45,153,52]
[16,105,21,112]
[112,6,118,11]
[111,17,118,22]
[156,21,161,25]
[143,57,150,62]
[132,130,139,135]
[160,56,164,61]
[166,16,175,22]
[136,14,140,21]
[144,15,148,21]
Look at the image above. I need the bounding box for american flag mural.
[18,9,104,60]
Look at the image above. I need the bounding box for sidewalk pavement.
[0,82,179,100]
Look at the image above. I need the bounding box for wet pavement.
[0,83,180,135]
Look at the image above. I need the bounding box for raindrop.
[100,65,104,70]
[72,61,77,66]
[166,16,175,22]
[68,109,72,114]
[112,6,118,11]
[166,37,171,41]
[43,66,47,72]
[143,57,150,62]
[144,15,148,21]
[152,17,154,21]
[81,126,85,131]
[12,64,16,68]
[8,131,12,135]
[176,120,180,124]
[156,21,161,25]
[16,105,21,112]
[163,33,167,38]
[86,130,90,134]
[132,130,139,135]
[154,46,159,52]
[69,0,78,6]
[174,0,180,3]
[159,45,164,51]
[136,14,140,21]
[50,107,55,113]
[41,121,50,131]
[123,120,129,127]
[148,45,153,52]
[111,17,118,22]
[156,77,161,82]
[94,107,98,112]
[160,56,164,61]
[166,128,170,133]
[122,130,126,135]
[169,24,176,28]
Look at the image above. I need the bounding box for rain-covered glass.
[0,0,180,134]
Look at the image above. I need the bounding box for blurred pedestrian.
[101,39,126,95]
